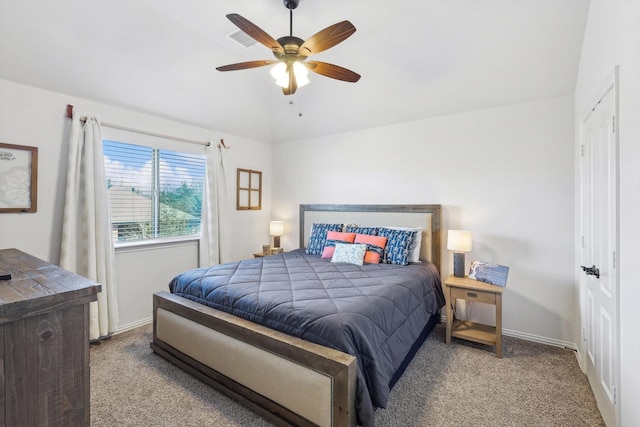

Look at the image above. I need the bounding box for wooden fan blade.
[298,21,356,57]
[216,60,278,72]
[305,61,361,83]
[226,14,284,54]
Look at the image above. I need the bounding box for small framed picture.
[262,244,271,255]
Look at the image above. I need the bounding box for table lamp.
[269,221,284,249]
[447,230,472,277]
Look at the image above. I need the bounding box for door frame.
[577,66,620,426]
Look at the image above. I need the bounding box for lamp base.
[453,252,465,277]
[273,235,281,248]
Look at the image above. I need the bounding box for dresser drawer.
[450,287,496,304]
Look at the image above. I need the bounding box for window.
[103,139,206,243]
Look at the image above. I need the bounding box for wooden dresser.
[0,248,101,427]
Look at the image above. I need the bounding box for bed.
[151,204,444,426]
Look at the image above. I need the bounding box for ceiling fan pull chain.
[298,93,303,117]
[287,98,303,117]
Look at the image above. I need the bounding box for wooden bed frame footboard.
[151,291,357,427]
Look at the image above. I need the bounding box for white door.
[580,75,618,427]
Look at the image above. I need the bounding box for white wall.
[114,241,199,330]
[272,95,576,346]
[0,79,273,330]
[574,1,640,425]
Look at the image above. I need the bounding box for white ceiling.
[0,0,589,143]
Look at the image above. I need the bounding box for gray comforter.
[168,249,444,426]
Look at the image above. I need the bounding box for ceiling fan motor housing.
[283,0,299,10]
[274,36,305,61]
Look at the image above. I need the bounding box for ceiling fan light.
[292,62,309,87]
[271,62,289,88]
[295,74,309,87]
[275,74,290,88]
[271,62,287,80]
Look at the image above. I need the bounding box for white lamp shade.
[269,221,284,236]
[447,230,472,252]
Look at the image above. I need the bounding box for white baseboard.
[574,347,587,372]
[114,317,153,335]
[502,328,576,350]
[440,314,577,350]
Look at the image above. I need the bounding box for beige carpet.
[90,323,604,426]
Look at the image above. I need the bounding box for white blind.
[103,139,206,242]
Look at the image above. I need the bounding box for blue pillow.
[344,225,378,235]
[306,223,343,255]
[378,227,414,265]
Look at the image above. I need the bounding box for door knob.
[581,265,600,279]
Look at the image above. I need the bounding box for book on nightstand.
[469,260,509,287]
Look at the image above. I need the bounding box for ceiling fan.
[216,0,361,96]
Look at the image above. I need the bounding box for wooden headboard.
[299,204,442,273]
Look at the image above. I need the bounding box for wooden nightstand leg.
[495,293,502,358]
[445,289,452,345]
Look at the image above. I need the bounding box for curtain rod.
[65,104,230,149]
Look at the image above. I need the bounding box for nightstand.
[444,274,504,358]
[254,248,284,258]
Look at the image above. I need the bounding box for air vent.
[228,29,258,48]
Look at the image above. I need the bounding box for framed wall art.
[0,142,38,213]
[236,168,262,210]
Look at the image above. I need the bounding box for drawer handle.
[466,292,478,298]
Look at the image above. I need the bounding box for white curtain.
[60,114,118,340]
[199,143,231,267]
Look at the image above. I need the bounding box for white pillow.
[331,243,367,266]
[383,226,423,263]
